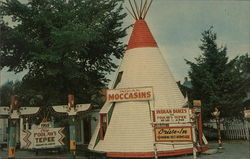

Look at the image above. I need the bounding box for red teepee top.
[127,19,158,50]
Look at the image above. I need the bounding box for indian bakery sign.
[154,108,191,124]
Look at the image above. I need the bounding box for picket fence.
[204,119,250,140]
[223,120,250,140]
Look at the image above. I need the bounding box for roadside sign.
[193,107,201,113]
[154,108,191,123]
[155,126,192,142]
[244,110,250,119]
[106,86,153,102]
[22,121,65,149]
[193,100,201,107]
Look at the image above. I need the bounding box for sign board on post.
[106,87,153,102]
[244,110,250,119]
[193,100,201,107]
[154,108,191,123]
[155,126,192,142]
[193,100,201,112]
[22,121,65,149]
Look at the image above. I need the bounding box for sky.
[121,0,250,83]
[1,0,250,86]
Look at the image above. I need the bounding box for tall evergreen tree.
[0,0,127,106]
[234,54,250,109]
[186,27,246,120]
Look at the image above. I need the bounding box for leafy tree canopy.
[186,27,247,120]
[0,0,128,106]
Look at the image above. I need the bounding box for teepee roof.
[127,20,157,50]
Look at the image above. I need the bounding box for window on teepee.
[100,113,108,140]
[113,71,123,88]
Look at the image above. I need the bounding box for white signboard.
[106,87,153,102]
[22,122,65,149]
[155,126,193,142]
[244,110,250,119]
[154,108,191,124]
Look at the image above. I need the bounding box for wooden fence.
[204,119,250,140]
[223,120,250,140]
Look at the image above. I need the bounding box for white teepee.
[88,0,208,157]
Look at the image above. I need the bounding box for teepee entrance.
[88,0,208,158]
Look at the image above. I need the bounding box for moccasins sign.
[106,87,154,102]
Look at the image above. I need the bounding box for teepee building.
[88,0,208,157]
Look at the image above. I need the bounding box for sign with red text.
[155,108,191,124]
[155,126,192,142]
[22,121,65,149]
[106,87,153,102]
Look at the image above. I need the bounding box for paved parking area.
[0,141,249,159]
[165,141,250,159]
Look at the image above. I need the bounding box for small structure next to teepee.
[88,0,208,158]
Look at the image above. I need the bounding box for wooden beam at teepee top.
[142,0,153,19]
[128,0,138,20]
[141,0,148,19]
[126,7,137,20]
[127,0,153,20]
[139,0,143,18]
[133,0,141,19]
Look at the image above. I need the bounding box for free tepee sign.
[22,121,65,149]
[106,87,153,102]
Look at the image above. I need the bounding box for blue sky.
[1,0,250,85]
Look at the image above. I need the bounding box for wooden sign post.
[22,119,65,150]
[153,107,198,159]
[193,100,204,146]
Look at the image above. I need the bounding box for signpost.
[154,108,191,124]
[153,106,199,159]
[192,100,204,146]
[22,119,65,149]
[154,126,192,142]
[0,96,40,159]
[244,110,250,119]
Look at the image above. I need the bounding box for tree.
[0,0,128,106]
[234,54,250,109]
[0,81,19,106]
[186,27,246,121]
[0,80,44,106]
